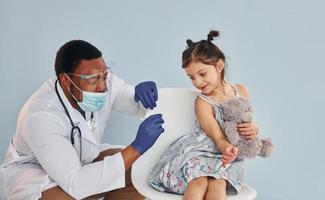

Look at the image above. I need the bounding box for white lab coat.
[0,74,146,200]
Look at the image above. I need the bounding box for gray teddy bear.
[220,97,273,160]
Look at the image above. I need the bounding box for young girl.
[149,30,259,200]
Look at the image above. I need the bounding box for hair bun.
[186,39,195,48]
[207,30,219,42]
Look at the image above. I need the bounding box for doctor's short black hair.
[55,40,102,77]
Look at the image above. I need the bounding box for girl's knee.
[208,178,226,188]
[190,177,208,189]
[184,177,209,200]
[205,178,227,200]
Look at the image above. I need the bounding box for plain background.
[1,0,324,199]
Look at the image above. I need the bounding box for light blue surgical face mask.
[64,74,108,112]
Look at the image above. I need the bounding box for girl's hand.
[237,122,259,140]
[222,146,238,166]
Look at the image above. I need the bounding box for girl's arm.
[195,97,235,155]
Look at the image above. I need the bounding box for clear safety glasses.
[67,68,112,85]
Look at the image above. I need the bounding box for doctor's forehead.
[74,57,107,74]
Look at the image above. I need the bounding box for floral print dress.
[148,89,246,195]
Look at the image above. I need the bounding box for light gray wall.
[1,0,324,199]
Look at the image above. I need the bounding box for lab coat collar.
[55,80,98,145]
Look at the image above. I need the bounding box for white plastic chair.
[131,88,257,200]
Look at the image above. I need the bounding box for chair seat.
[131,88,257,200]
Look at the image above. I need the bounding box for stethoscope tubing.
[55,80,83,162]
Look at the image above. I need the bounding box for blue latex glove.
[131,114,164,155]
[134,81,158,109]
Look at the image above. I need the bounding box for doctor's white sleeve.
[22,112,125,199]
[110,74,147,118]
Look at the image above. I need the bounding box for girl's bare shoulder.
[234,83,250,98]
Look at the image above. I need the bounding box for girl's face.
[184,61,223,95]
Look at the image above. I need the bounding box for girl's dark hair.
[182,30,226,84]
[55,40,102,77]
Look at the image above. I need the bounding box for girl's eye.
[200,73,206,76]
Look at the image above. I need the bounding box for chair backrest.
[132,88,198,199]
[145,88,198,153]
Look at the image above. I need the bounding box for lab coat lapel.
[56,82,98,145]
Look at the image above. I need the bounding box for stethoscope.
[55,79,83,162]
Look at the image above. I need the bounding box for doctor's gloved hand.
[134,81,158,109]
[131,114,164,155]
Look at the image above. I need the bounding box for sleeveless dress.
[148,85,246,195]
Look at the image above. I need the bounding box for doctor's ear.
[58,73,70,85]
